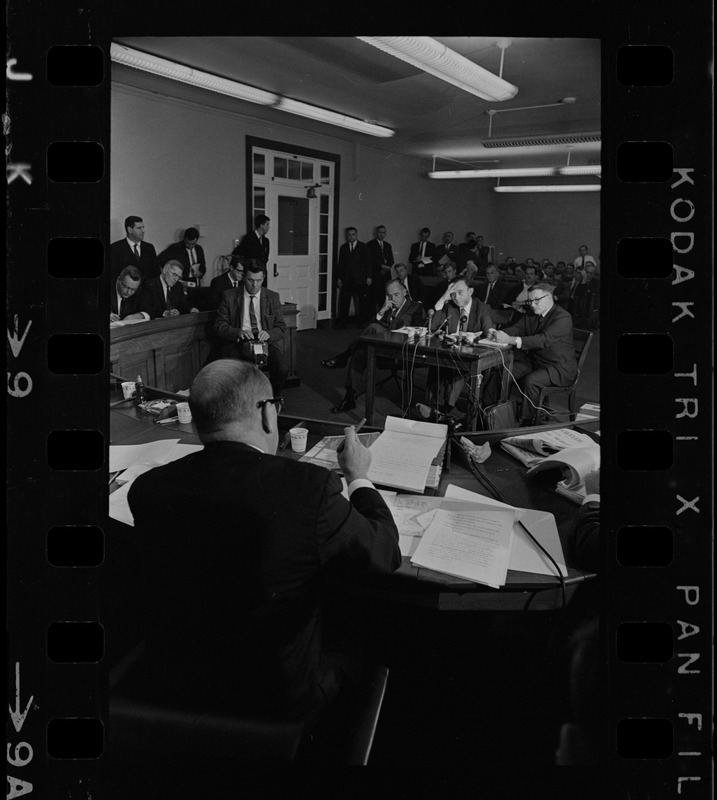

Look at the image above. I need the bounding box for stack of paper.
[526,445,600,504]
[501,428,596,468]
[367,416,447,493]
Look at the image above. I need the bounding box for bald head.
[189,359,272,440]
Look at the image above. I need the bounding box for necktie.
[401,279,411,300]
[189,248,195,266]
[350,242,354,254]
[419,242,424,258]
[249,295,259,337]
[134,244,140,261]
[117,297,122,317]
[485,283,491,303]
[165,284,172,311]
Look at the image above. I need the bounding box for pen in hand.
[336,417,366,454]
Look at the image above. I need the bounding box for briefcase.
[483,400,519,430]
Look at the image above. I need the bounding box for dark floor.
[284,319,600,428]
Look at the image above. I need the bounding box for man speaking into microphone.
[421,278,494,417]
[321,279,425,415]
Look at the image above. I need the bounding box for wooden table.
[109,404,595,615]
[360,330,513,430]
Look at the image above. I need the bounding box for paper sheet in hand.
[367,416,447,492]
[444,484,567,578]
[410,503,515,588]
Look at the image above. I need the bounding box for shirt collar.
[126,237,140,249]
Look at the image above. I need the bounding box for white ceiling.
[114,36,601,170]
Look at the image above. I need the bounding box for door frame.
[245,137,341,322]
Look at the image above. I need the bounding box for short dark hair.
[420,227,430,236]
[255,215,270,228]
[184,227,199,241]
[118,265,142,283]
[245,259,266,276]
[124,215,143,232]
[346,226,357,235]
[466,239,477,250]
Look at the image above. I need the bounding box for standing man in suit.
[434,231,459,267]
[335,226,373,328]
[157,227,207,284]
[214,260,288,396]
[209,259,244,308]
[124,358,400,723]
[409,227,436,276]
[110,266,150,323]
[233,214,271,268]
[393,262,424,304]
[487,283,578,425]
[324,279,425,414]
[110,215,159,281]
[424,278,494,413]
[138,260,199,319]
[367,224,395,311]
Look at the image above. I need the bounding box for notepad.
[367,416,447,493]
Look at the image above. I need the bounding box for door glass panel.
[277,195,309,256]
[253,152,265,175]
[320,165,331,184]
[253,186,266,212]
[320,194,329,213]
[274,157,287,178]
[301,162,313,181]
[318,293,327,312]
[288,160,301,180]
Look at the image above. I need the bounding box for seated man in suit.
[475,264,521,327]
[486,283,578,425]
[421,278,494,416]
[209,258,244,308]
[157,226,207,284]
[138,260,199,319]
[232,214,271,267]
[110,266,150,324]
[214,260,288,396]
[110,215,159,282]
[323,279,425,414]
[408,227,436,276]
[124,359,400,724]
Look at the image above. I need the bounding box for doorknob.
[273,263,278,278]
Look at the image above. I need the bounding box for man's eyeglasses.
[257,397,284,413]
[527,294,550,306]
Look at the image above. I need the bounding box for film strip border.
[5,3,712,796]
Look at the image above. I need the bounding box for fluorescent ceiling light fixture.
[357,36,518,102]
[429,165,601,179]
[493,184,601,193]
[110,43,394,138]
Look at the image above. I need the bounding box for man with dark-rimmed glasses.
[487,283,577,425]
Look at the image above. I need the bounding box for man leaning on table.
[486,282,577,426]
[123,359,400,724]
[110,265,150,323]
[138,259,200,319]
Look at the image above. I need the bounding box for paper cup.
[176,402,192,424]
[289,427,309,453]
[121,382,136,400]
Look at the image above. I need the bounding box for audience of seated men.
[367,224,395,311]
[408,227,436,276]
[322,279,425,414]
[213,260,288,396]
[486,282,577,425]
[210,258,244,307]
[157,226,206,284]
[421,278,493,416]
[110,265,150,323]
[110,215,159,282]
[139,260,199,319]
[122,358,400,726]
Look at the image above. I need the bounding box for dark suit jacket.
[336,241,372,285]
[366,238,395,279]
[375,298,425,330]
[233,231,270,265]
[126,441,400,718]
[434,243,459,264]
[503,303,578,385]
[110,289,145,319]
[137,276,191,319]
[475,279,521,310]
[110,239,159,282]
[409,240,437,266]
[210,272,242,308]
[157,241,207,281]
[214,287,286,350]
[430,300,493,336]
[394,275,424,304]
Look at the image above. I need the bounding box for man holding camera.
[214,259,288,396]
